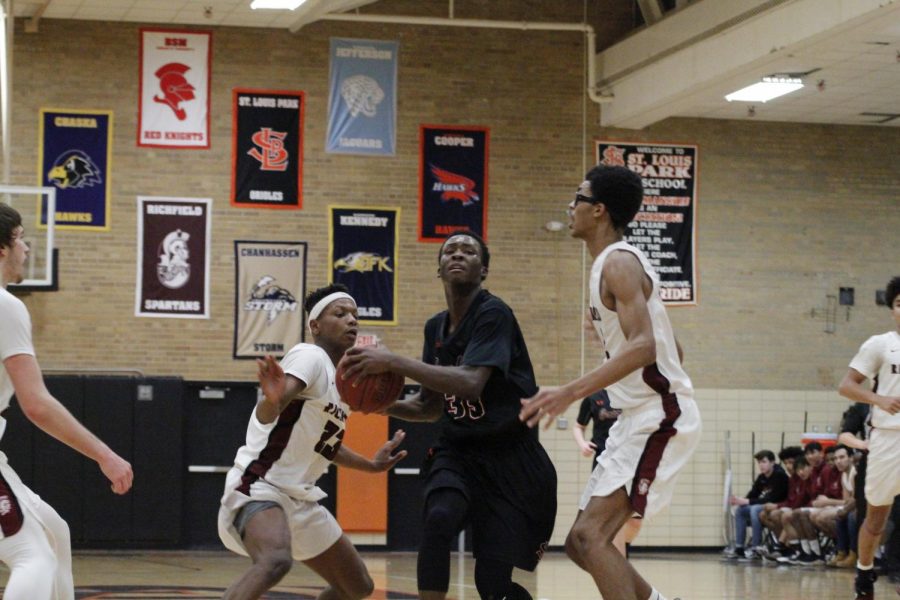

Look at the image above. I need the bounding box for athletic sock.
[800,539,811,554]
[646,589,668,600]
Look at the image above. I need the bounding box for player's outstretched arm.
[4,353,133,495]
[385,387,443,422]
[839,368,900,415]
[333,430,408,473]
[255,355,305,424]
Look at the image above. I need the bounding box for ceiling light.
[250,0,307,10]
[725,77,803,103]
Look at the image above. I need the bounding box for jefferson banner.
[595,140,698,305]
[234,241,307,359]
[329,206,398,325]
[38,108,112,230]
[136,197,211,318]
[138,28,211,149]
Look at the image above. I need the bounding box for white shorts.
[580,395,701,520]
[218,468,342,561]
[864,427,900,507]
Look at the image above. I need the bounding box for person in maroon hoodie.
[761,455,813,562]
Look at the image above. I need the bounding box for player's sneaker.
[854,568,877,599]
[722,546,742,559]
[777,549,801,565]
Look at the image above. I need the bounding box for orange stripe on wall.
[337,412,388,532]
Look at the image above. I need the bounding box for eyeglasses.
[565,193,598,218]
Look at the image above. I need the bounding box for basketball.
[335,359,405,414]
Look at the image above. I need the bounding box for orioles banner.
[419,125,489,242]
[329,206,398,325]
[234,241,307,358]
[138,28,211,149]
[231,89,304,209]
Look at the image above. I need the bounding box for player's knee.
[341,570,374,599]
[259,550,292,583]
[565,523,599,563]
[422,504,460,540]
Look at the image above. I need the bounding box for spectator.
[572,389,620,467]
[724,450,789,560]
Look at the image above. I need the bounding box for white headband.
[307,292,356,330]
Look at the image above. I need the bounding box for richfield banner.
[38,109,112,230]
[138,28,211,149]
[596,141,698,305]
[234,241,307,359]
[419,125,489,242]
[136,197,211,318]
[329,207,398,325]
[325,38,398,156]
[231,89,304,210]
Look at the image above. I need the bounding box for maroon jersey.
[778,473,813,509]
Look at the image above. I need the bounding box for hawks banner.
[596,140,698,305]
[38,109,112,230]
[136,197,211,318]
[232,89,304,209]
[234,241,307,359]
[326,38,398,156]
[138,28,211,149]
[419,125,489,242]
[329,207,398,325]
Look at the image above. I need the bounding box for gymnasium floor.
[1,549,896,599]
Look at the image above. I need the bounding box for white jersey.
[227,343,349,502]
[589,241,693,409]
[0,288,35,441]
[849,331,900,430]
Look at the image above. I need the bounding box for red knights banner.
[138,28,211,149]
[418,125,489,242]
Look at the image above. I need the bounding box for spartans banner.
[136,197,211,318]
[231,89,304,210]
[419,125,489,242]
[326,38,398,156]
[138,28,211,149]
[38,109,112,230]
[329,207,398,325]
[596,140,698,305]
[234,241,307,359]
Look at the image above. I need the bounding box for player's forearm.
[387,355,484,399]
[386,393,442,422]
[837,432,867,450]
[22,391,115,464]
[561,338,655,401]
[333,445,377,472]
[838,375,879,406]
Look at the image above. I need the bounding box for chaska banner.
[138,28,211,149]
[136,197,211,318]
[596,140,698,305]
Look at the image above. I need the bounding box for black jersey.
[422,289,538,444]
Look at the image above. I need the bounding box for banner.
[138,28,211,149]
[419,125,489,242]
[234,241,307,358]
[596,141,698,305]
[136,197,211,318]
[231,89,304,210]
[38,109,112,230]
[326,38,397,156]
[329,207,398,325]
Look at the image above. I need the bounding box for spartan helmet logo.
[157,229,191,289]
[340,75,385,118]
[153,62,195,121]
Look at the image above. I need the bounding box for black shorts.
[423,434,557,571]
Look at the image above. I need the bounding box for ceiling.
[11,0,900,128]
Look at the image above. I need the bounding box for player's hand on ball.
[372,429,408,472]
[342,345,395,383]
[520,386,575,430]
[256,355,285,404]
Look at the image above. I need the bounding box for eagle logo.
[429,165,480,206]
[47,150,102,189]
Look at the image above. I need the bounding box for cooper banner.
[136,197,211,318]
[38,108,112,230]
[419,125,489,242]
[325,38,397,156]
[234,241,307,359]
[138,28,211,149]
[329,206,398,325]
[231,89,304,210]
[596,140,698,305]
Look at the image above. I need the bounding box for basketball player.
[0,202,133,599]
[218,283,407,600]
[341,231,557,600]
[838,275,900,600]
[519,166,701,600]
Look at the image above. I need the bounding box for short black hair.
[886,276,900,307]
[754,450,776,462]
[778,446,804,462]
[832,444,850,456]
[304,283,352,315]
[0,203,22,249]
[437,229,490,270]
[583,165,644,232]
[824,445,836,456]
[794,455,809,470]
[804,441,822,453]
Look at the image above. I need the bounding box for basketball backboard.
[1,184,57,290]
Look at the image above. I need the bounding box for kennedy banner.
[138,28,211,149]
[234,241,307,359]
[38,108,112,230]
[136,197,211,318]
[326,38,397,156]
[596,140,698,305]
[419,125,489,242]
[329,207,398,325]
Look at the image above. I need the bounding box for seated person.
[759,446,803,549]
[724,449,789,560]
[760,455,813,562]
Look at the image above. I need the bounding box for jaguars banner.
[325,38,397,156]
[138,28,211,149]
[136,197,211,318]
[232,89,304,210]
[419,125,489,242]
[234,241,307,359]
[38,109,112,230]
[329,207,398,325]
